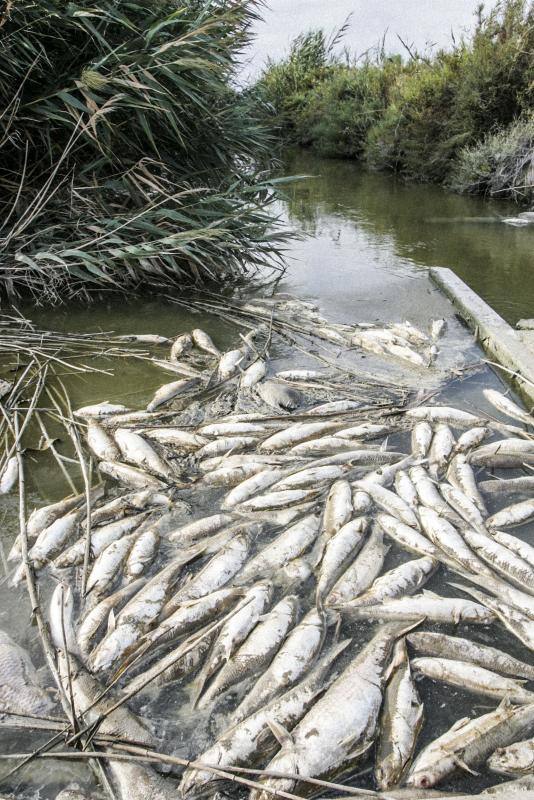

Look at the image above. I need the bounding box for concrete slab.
[429,267,534,407]
[519,330,534,355]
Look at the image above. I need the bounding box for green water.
[1,155,533,798]
[278,149,534,326]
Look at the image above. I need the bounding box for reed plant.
[0,0,287,303]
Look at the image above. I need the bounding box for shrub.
[450,114,534,203]
[0,0,287,303]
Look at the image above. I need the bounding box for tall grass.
[255,0,534,200]
[0,0,288,303]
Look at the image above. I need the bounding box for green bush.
[255,0,534,196]
[0,0,288,302]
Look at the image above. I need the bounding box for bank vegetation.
[0,0,287,303]
[254,0,534,203]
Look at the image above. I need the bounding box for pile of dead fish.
[3,299,534,800]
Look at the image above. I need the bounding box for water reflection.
[280,150,534,325]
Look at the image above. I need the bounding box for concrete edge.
[429,267,534,407]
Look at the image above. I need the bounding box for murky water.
[1,155,533,799]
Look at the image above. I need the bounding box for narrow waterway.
[2,156,533,799]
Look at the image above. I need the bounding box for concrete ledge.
[429,267,534,407]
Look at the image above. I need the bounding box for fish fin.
[106,609,116,635]
[267,720,294,749]
[453,755,479,776]
[380,438,389,452]
[421,589,440,599]
[497,695,513,711]
[347,739,374,761]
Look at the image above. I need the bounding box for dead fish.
[412,657,534,704]
[191,328,220,357]
[218,349,245,380]
[115,428,173,479]
[86,532,138,596]
[407,631,534,680]
[77,579,145,658]
[231,607,329,724]
[168,513,233,544]
[377,514,438,559]
[86,420,120,461]
[196,436,259,460]
[463,528,534,591]
[90,546,203,671]
[419,508,486,575]
[117,333,169,345]
[406,701,534,789]
[25,510,82,572]
[163,531,251,611]
[146,378,200,412]
[124,528,159,580]
[311,400,361,414]
[406,406,485,429]
[239,488,317,512]
[321,479,353,541]
[327,527,388,606]
[140,427,206,451]
[375,639,424,790]
[480,477,534,498]
[394,470,418,510]
[170,333,193,360]
[236,514,320,584]
[428,424,455,478]
[222,468,286,510]
[197,595,299,709]
[180,641,350,797]
[0,456,18,494]
[255,380,301,411]
[346,557,437,608]
[49,583,78,655]
[240,360,267,389]
[448,454,487,515]
[259,421,341,453]
[98,461,167,490]
[355,480,420,529]
[0,630,55,715]
[470,438,534,468]
[409,466,458,523]
[192,581,273,704]
[439,483,487,532]
[487,499,534,530]
[55,511,150,568]
[453,583,534,652]
[249,622,416,800]
[411,421,433,459]
[488,737,534,776]
[493,531,534,570]
[316,517,367,601]
[147,587,244,649]
[454,426,491,454]
[483,389,533,427]
[75,402,130,419]
[125,630,214,697]
[342,592,494,624]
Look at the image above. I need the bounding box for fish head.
[488,743,534,776]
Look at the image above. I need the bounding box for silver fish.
[0,630,55,715]
[236,515,320,584]
[55,511,150,568]
[77,579,145,658]
[87,420,120,461]
[316,517,367,601]
[483,389,534,427]
[115,428,173,479]
[377,514,438,558]
[98,461,167,490]
[250,622,416,800]
[406,701,534,789]
[413,657,534,704]
[327,527,388,606]
[197,595,299,709]
[191,328,220,357]
[180,641,350,797]
[124,528,159,580]
[346,557,436,607]
[342,592,494,624]
[146,378,200,412]
[428,424,455,478]
[407,632,534,680]
[493,531,534,570]
[488,737,534,776]
[375,639,424,789]
[231,607,328,723]
[487,499,534,530]
[170,332,193,360]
